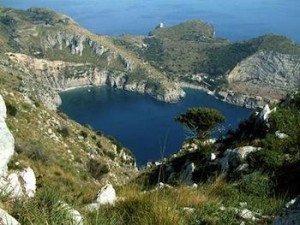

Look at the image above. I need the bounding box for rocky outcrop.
[7,53,185,109]
[0,95,14,177]
[219,146,261,172]
[273,197,300,225]
[179,162,195,184]
[58,202,84,225]
[0,167,37,199]
[258,104,276,122]
[43,32,109,57]
[216,90,271,108]
[86,184,117,211]
[227,50,300,104]
[0,208,20,225]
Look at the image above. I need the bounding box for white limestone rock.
[0,95,15,177]
[239,208,258,221]
[85,184,117,212]
[96,184,117,205]
[182,207,195,213]
[259,104,276,122]
[155,182,173,190]
[275,131,289,139]
[0,167,36,199]
[219,146,261,171]
[210,153,216,161]
[19,167,36,198]
[0,208,20,225]
[58,202,84,225]
[85,203,99,212]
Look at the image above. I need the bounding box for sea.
[59,87,250,165]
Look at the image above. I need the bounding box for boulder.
[273,197,300,225]
[85,184,117,211]
[0,208,20,225]
[259,104,276,122]
[239,208,258,221]
[19,167,36,198]
[179,162,195,184]
[58,202,84,225]
[210,153,216,161]
[0,167,36,199]
[0,95,15,177]
[96,184,117,205]
[275,131,289,139]
[219,146,261,171]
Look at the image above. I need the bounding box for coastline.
[57,84,99,93]
[57,80,269,111]
[179,82,268,109]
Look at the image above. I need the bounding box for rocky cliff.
[0,7,185,110]
[5,52,184,109]
[0,95,14,176]
[227,50,300,102]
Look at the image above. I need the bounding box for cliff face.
[6,53,184,109]
[0,7,185,110]
[227,50,300,102]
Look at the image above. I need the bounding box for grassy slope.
[0,64,137,214]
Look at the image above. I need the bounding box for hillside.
[116,22,300,108]
[0,7,185,110]
[0,6,299,225]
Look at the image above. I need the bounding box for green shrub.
[96,141,102,149]
[106,135,123,152]
[57,111,69,120]
[5,100,17,117]
[104,150,116,160]
[88,159,109,179]
[84,124,93,130]
[17,141,55,164]
[79,130,88,139]
[58,125,70,138]
[238,172,274,197]
[95,130,103,136]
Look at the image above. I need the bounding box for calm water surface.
[0,0,299,42]
[59,87,251,165]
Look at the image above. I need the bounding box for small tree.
[175,107,225,139]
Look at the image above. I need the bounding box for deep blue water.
[59,87,251,165]
[0,0,299,42]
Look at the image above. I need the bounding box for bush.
[56,111,69,120]
[84,124,93,130]
[96,141,102,149]
[5,100,18,117]
[17,141,55,164]
[96,130,103,136]
[79,130,88,139]
[238,172,274,197]
[88,159,109,179]
[106,135,123,152]
[104,150,116,160]
[58,125,70,138]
